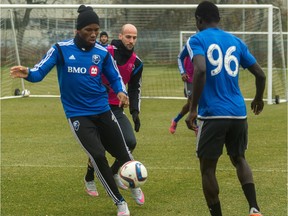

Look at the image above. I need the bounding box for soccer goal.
[1,4,287,104]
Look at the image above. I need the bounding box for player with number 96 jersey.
[184,2,265,216]
[183,28,256,119]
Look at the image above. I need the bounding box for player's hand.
[10,66,29,78]
[132,111,140,132]
[117,92,129,108]
[185,110,198,131]
[181,73,189,82]
[251,99,264,115]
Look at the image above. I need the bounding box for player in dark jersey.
[84,24,144,206]
[99,31,109,48]
[184,1,266,216]
[10,5,133,216]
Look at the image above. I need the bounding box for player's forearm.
[128,88,141,114]
[255,75,266,101]
[190,79,204,111]
[104,58,127,95]
[26,47,58,82]
[177,49,187,75]
[111,80,127,96]
[129,97,140,114]
[26,68,49,82]
[248,63,266,100]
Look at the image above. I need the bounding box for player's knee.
[125,138,137,151]
[91,152,106,163]
[230,155,245,167]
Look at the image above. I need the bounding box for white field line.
[1,164,286,173]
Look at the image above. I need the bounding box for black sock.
[242,183,260,211]
[85,164,95,182]
[208,202,222,216]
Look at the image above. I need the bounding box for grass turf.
[1,98,287,215]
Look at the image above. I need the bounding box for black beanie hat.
[195,1,220,23]
[100,31,108,38]
[76,5,99,30]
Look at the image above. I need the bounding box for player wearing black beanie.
[74,5,100,51]
[76,5,99,30]
[10,4,134,216]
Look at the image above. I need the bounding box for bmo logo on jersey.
[67,66,87,74]
[89,65,99,77]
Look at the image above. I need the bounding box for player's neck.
[74,33,95,51]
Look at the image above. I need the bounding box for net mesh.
[1,6,287,102]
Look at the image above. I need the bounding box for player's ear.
[196,15,202,24]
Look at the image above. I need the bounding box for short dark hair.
[195,1,220,23]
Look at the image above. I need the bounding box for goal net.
[1,4,287,104]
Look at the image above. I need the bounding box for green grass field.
[1,98,287,216]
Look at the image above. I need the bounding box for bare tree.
[7,0,58,49]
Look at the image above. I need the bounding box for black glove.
[132,111,140,132]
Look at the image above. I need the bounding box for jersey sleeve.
[128,60,143,114]
[26,45,58,82]
[177,45,189,75]
[239,40,257,69]
[102,52,127,95]
[186,36,205,59]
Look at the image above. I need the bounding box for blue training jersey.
[186,28,256,119]
[178,46,188,75]
[26,39,126,118]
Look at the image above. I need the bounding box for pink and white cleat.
[130,187,145,205]
[84,178,99,197]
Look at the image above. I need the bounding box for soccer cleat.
[169,120,177,134]
[130,187,145,205]
[117,201,130,216]
[84,178,99,197]
[114,174,128,190]
[249,207,263,216]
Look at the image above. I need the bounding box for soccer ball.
[21,89,30,97]
[119,160,147,188]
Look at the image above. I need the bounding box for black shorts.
[196,119,248,159]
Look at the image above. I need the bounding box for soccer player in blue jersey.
[169,53,195,134]
[184,1,266,216]
[10,5,133,216]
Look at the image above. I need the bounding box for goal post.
[9,9,26,95]
[1,4,287,104]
